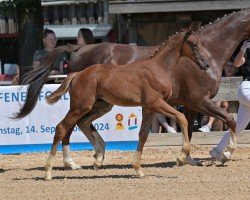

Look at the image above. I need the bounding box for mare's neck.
[200,10,250,72]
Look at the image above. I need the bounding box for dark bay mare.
[15,9,250,169]
[43,27,205,180]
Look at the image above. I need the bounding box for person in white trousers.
[209,40,250,163]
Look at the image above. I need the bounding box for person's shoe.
[209,147,229,164]
[167,126,177,133]
[198,125,211,132]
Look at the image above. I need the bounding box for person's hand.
[241,40,250,53]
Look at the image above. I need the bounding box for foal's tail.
[14,44,82,119]
[46,72,78,104]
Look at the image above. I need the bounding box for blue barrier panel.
[0,141,138,154]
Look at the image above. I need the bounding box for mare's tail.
[46,72,78,104]
[14,44,82,119]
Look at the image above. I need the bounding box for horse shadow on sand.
[24,156,228,173]
[24,160,177,172]
[16,161,178,180]
[0,168,8,173]
[13,172,179,181]
[13,156,235,181]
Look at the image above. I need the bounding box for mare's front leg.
[132,108,154,178]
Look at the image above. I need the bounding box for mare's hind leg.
[152,98,191,166]
[132,108,154,178]
[77,100,113,169]
[194,98,237,163]
[45,108,90,180]
[79,125,106,170]
[61,99,113,170]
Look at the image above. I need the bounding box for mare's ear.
[188,21,201,33]
[181,21,201,39]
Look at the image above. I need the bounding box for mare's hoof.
[44,176,52,181]
[64,162,82,170]
[209,148,230,164]
[93,161,102,171]
[176,155,202,166]
[136,170,145,178]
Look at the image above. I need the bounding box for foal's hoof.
[64,162,82,170]
[44,175,52,181]
[135,170,145,178]
[176,155,202,166]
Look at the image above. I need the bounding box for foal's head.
[152,22,202,62]
[181,22,210,70]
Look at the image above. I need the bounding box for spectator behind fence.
[199,60,239,132]
[33,28,66,75]
[69,28,95,72]
[11,65,19,85]
[77,28,95,45]
[151,113,177,133]
[210,40,250,163]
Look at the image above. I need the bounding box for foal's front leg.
[152,98,191,165]
[182,107,203,166]
[132,108,154,178]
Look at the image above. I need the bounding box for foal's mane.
[150,22,198,58]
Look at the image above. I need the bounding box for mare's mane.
[197,9,249,33]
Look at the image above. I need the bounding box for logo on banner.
[115,113,124,130]
[128,113,138,130]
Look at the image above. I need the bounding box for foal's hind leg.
[132,109,154,178]
[61,100,112,170]
[45,109,88,180]
[62,127,82,170]
[152,98,191,165]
